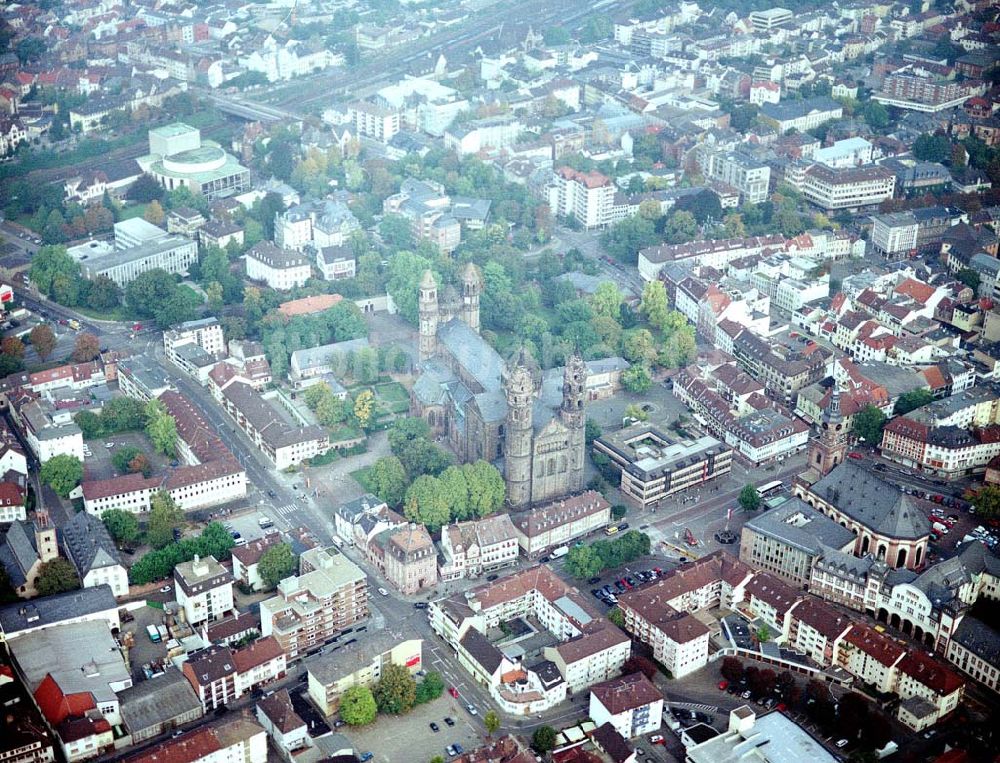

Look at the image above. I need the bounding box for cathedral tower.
[504,351,535,508]
[418,270,439,362]
[561,352,588,493]
[809,387,849,476]
[461,263,482,334]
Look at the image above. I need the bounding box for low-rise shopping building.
[307,631,423,715]
[439,514,520,581]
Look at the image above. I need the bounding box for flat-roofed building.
[510,491,611,557]
[259,546,367,660]
[307,631,423,715]
[594,423,732,509]
[79,235,197,287]
[686,706,839,763]
[174,554,234,627]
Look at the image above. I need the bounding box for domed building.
[139,123,251,200]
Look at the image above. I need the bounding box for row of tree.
[129,516,235,584]
[564,531,652,579]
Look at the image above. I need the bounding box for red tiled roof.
[81,472,160,501]
[0,481,23,506]
[231,636,283,673]
[590,672,663,714]
[894,278,935,305]
[843,624,905,667]
[897,651,965,696]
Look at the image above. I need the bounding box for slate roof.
[0,585,118,636]
[808,461,931,540]
[744,498,857,556]
[0,521,40,588]
[437,319,503,393]
[459,628,504,675]
[60,512,122,578]
[118,669,202,735]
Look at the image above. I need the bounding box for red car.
[448,687,459,698]
[848,452,864,460]
[718,680,728,691]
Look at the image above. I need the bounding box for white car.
[835,739,849,749]
[466,704,477,716]
[159,585,172,593]
[378,587,389,596]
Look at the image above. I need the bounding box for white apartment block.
[349,101,401,143]
[438,515,520,581]
[589,672,664,739]
[174,555,234,626]
[546,167,616,229]
[749,7,793,30]
[13,398,84,464]
[701,150,771,204]
[545,627,631,693]
[164,318,226,360]
[871,213,919,257]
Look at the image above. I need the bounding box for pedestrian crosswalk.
[274,504,298,517]
[669,701,718,713]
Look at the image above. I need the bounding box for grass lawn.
[374,381,410,415]
[350,465,375,492]
[73,304,136,322]
[330,423,364,443]
[118,203,149,221]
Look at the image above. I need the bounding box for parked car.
[718,680,729,690]
[159,585,172,593]
[430,722,439,732]
[444,717,455,727]
[650,734,665,745]
[413,602,428,609]
[847,452,864,460]
[835,739,849,749]
[588,577,601,584]
[466,704,477,715]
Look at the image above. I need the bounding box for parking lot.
[342,693,483,763]
[550,551,683,613]
[81,430,174,482]
[120,605,170,683]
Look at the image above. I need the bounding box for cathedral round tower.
[503,353,535,508]
[418,269,439,362]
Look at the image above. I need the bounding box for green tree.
[532,726,558,754]
[565,545,604,579]
[87,275,121,310]
[112,445,144,474]
[664,210,698,244]
[463,460,505,517]
[404,475,450,532]
[739,484,762,512]
[956,268,981,292]
[591,281,623,320]
[414,671,445,704]
[894,389,933,415]
[368,456,409,507]
[912,133,951,164]
[623,403,648,422]
[30,245,81,300]
[853,404,887,445]
[608,607,625,628]
[147,491,184,549]
[970,486,1000,520]
[258,543,297,589]
[353,389,376,429]
[601,215,659,263]
[639,280,669,331]
[340,686,378,725]
[35,558,81,596]
[622,328,657,365]
[28,324,56,361]
[378,214,414,249]
[484,710,501,737]
[145,399,178,457]
[621,364,652,393]
[102,509,139,545]
[438,465,470,520]
[860,100,889,130]
[39,454,83,498]
[585,418,602,445]
[374,663,417,715]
